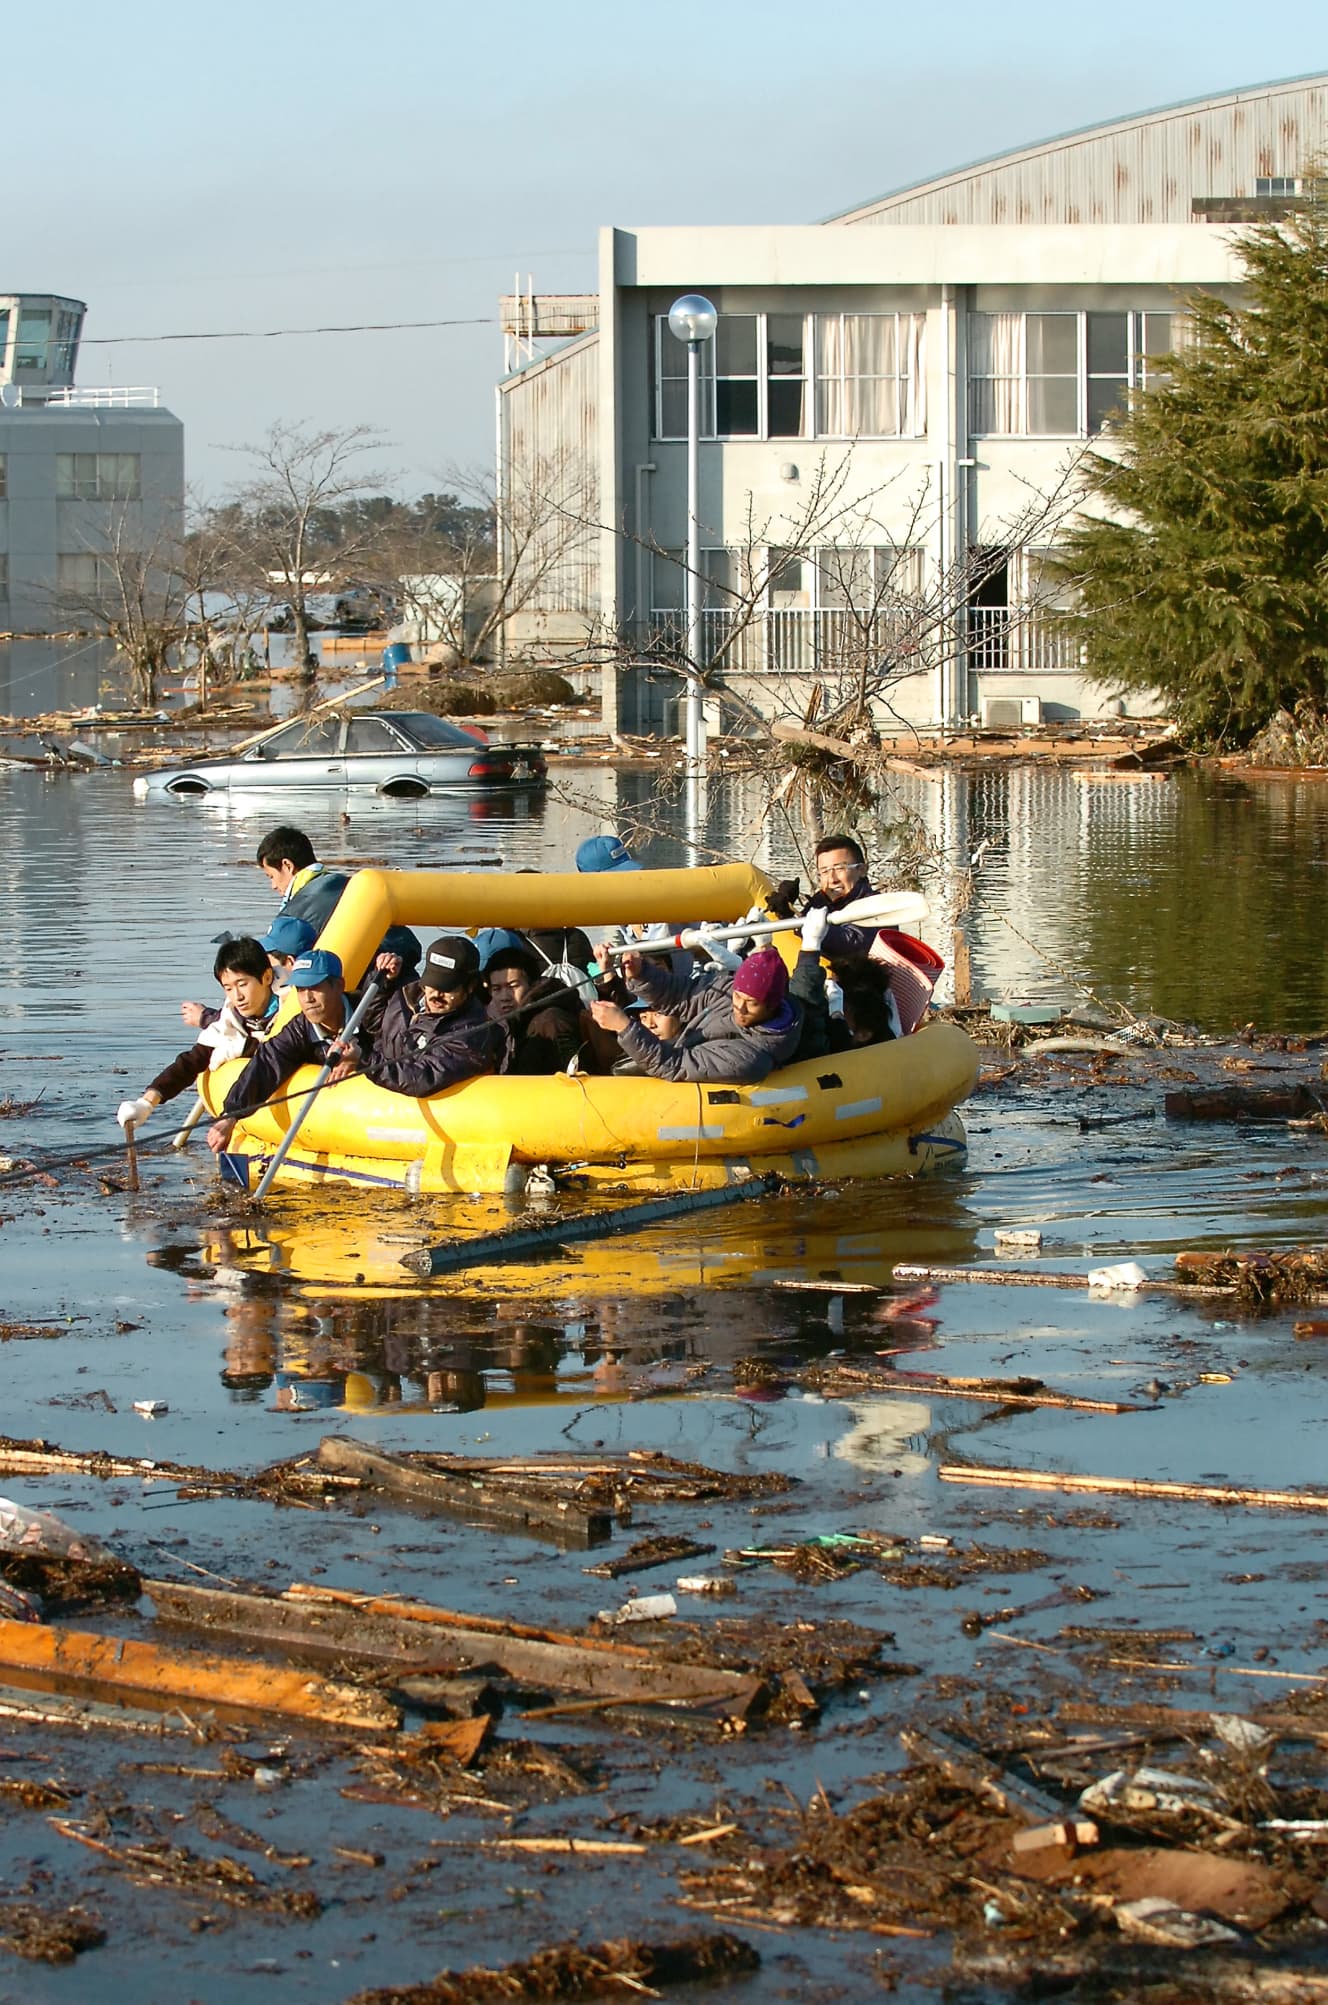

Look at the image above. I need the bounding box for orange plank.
[0,1618,398,1732]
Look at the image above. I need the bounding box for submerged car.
[133,710,548,801]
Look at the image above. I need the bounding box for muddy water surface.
[2,765,1328,2001]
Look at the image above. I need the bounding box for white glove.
[692,924,742,971]
[801,907,830,955]
[117,1096,154,1131]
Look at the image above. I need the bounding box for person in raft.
[117,936,280,1134]
[178,916,314,1031]
[484,944,589,1075]
[256,825,350,936]
[801,832,881,956]
[590,944,802,1085]
[355,935,503,1098]
[206,948,364,1153]
[259,915,317,987]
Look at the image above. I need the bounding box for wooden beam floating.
[938,1463,1328,1513]
[315,1436,615,1547]
[893,1261,1232,1298]
[0,1615,399,1731]
[147,1580,767,1720]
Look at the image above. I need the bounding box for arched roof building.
[832,72,1328,227]
[496,77,1327,735]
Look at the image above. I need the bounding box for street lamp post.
[667,294,717,780]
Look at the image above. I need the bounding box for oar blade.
[832,891,930,932]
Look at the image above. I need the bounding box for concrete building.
[496,72,1327,737]
[0,292,185,640]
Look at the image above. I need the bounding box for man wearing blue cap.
[259,914,318,985]
[575,833,642,874]
[207,949,363,1153]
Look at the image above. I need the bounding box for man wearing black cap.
[361,935,502,1098]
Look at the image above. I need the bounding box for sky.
[10,0,1326,500]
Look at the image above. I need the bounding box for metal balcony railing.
[40,386,161,410]
[966,606,1083,675]
[644,606,925,684]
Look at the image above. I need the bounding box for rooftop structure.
[0,291,184,648]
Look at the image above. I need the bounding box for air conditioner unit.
[981,696,1042,729]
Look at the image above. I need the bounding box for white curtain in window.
[901,314,927,436]
[969,312,1022,433]
[816,315,901,435]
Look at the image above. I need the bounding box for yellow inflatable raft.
[201,863,979,1195]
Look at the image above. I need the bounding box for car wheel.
[166,778,211,797]
[379,778,429,799]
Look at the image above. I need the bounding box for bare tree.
[615,447,1092,756]
[373,450,602,676]
[222,423,389,691]
[51,501,226,710]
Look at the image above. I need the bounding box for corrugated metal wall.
[499,334,599,614]
[836,77,1328,226]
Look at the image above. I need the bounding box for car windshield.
[386,712,483,750]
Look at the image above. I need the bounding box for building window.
[56,453,142,501]
[0,309,10,368]
[651,547,746,613]
[814,545,924,608]
[1256,176,1301,196]
[1134,311,1175,390]
[15,311,51,371]
[0,453,6,500]
[766,316,806,437]
[815,314,927,436]
[654,310,927,441]
[970,311,1175,436]
[652,543,923,616]
[52,308,83,378]
[652,313,798,440]
[57,553,112,594]
[0,555,7,602]
[713,316,759,435]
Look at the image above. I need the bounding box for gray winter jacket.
[618,962,802,1085]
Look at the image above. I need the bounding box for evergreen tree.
[1061,195,1328,745]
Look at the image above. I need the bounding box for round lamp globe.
[668,294,718,346]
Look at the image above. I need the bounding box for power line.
[80,315,495,348]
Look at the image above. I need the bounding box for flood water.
[3,762,1328,2002]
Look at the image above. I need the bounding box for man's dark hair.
[485,947,539,983]
[815,833,865,866]
[213,936,274,982]
[836,962,895,1044]
[256,825,316,872]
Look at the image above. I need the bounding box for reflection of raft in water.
[202,862,979,1196]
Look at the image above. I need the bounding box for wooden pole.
[123,1120,140,1193]
[892,1262,1235,1298]
[938,1462,1328,1513]
[402,1172,780,1278]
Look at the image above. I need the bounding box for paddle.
[251,975,382,1203]
[601,890,930,957]
[171,1095,208,1151]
